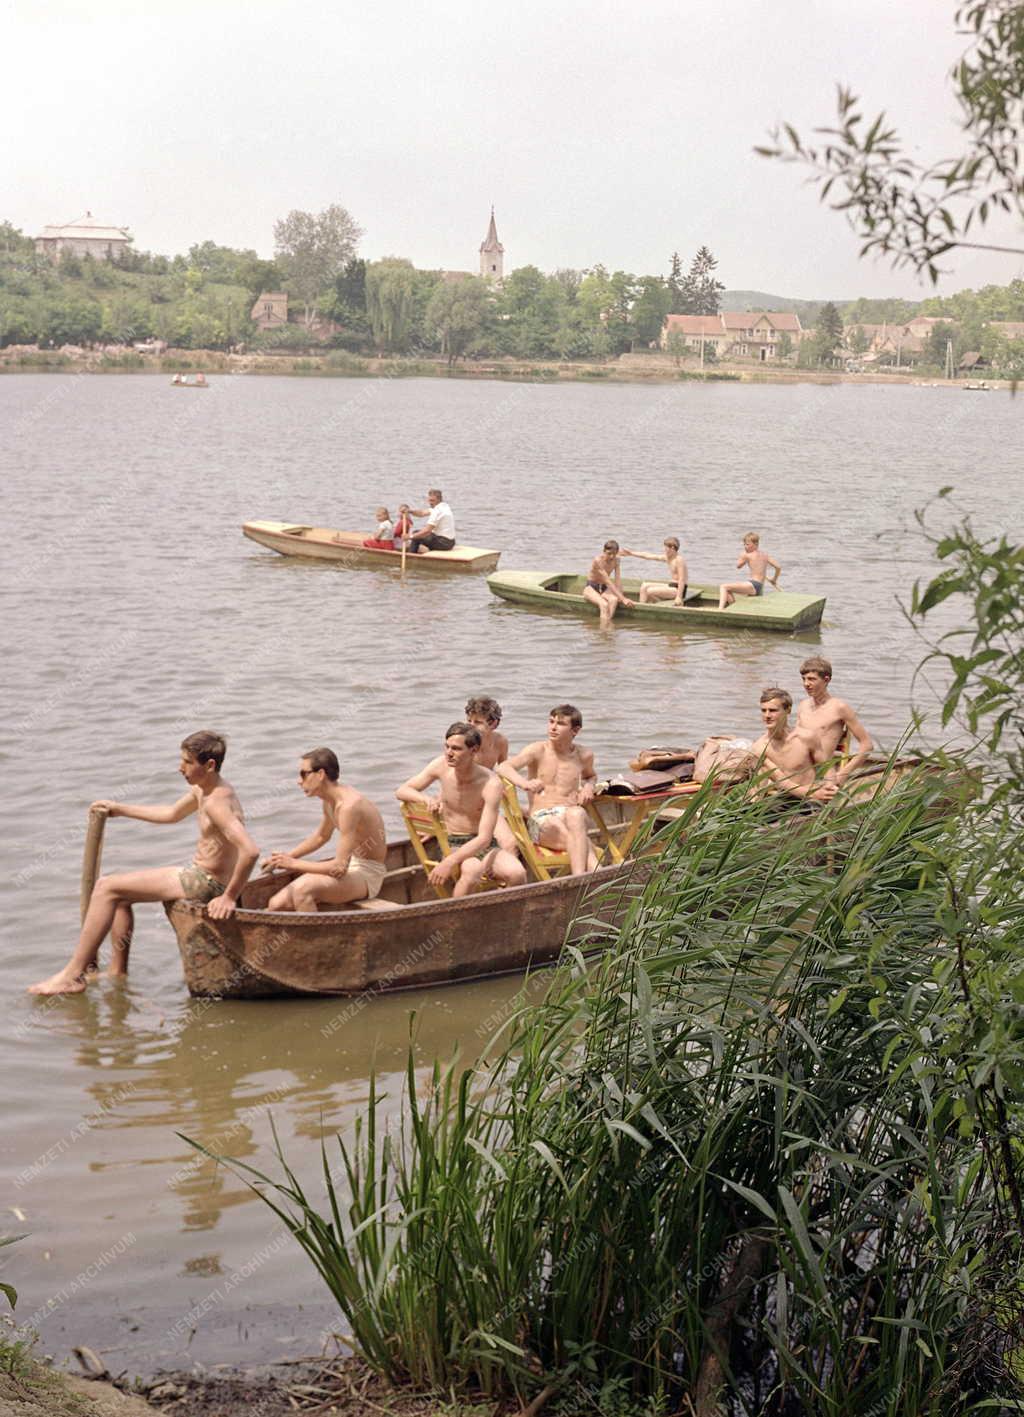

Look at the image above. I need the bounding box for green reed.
[203,765,1024,1414]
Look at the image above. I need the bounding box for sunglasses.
[298,768,320,780]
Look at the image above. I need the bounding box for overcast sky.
[4,0,1021,300]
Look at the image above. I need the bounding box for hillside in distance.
[723,289,876,323]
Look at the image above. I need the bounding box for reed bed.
[207,765,1024,1415]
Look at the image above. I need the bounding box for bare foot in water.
[28,970,89,996]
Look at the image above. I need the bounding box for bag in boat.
[596,766,696,796]
[628,746,697,772]
[692,736,758,785]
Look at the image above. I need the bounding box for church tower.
[479,207,504,282]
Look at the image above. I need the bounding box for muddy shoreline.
[0,346,1003,389]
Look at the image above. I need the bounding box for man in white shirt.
[407,488,457,553]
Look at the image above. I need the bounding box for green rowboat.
[486,572,826,632]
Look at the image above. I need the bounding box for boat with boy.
[158,755,960,1000]
[487,571,826,631]
[242,521,501,573]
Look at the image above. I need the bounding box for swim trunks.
[179,863,227,903]
[586,580,609,592]
[527,805,568,843]
[749,580,764,596]
[345,855,387,899]
[447,832,500,860]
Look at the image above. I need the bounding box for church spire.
[479,206,504,282]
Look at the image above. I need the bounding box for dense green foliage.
[4,213,1023,370]
[211,767,1024,1414]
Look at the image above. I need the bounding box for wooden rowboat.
[164,840,641,999]
[243,521,501,574]
[486,572,826,631]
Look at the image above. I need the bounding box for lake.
[1,371,1019,1374]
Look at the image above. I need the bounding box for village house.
[661,311,803,359]
[250,291,289,330]
[35,211,132,263]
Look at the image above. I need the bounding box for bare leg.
[642,584,682,605]
[540,806,597,875]
[718,580,756,611]
[290,872,369,911]
[487,849,527,888]
[582,585,612,627]
[105,902,134,978]
[453,858,485,898]
[29,867,186,995]
[267,882,299,911]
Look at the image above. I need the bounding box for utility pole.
[944,338,955,380]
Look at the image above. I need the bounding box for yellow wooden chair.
[499,779,580,882]
[400,801,457,899]
[400,802,507,898]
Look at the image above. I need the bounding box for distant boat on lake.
[487,571,826,632]
[242,520,501,574]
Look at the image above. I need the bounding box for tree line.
[2,211,1022,372]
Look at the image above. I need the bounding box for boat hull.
[165,854,641,999]
[243,521,501,573]
[487,572,825,631]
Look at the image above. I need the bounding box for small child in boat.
[363,507,395,551]
[392,504,414,551]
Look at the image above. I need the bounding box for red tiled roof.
[663,314,724,336]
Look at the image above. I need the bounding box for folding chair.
[499,779,577,882]
[400,801,457,899]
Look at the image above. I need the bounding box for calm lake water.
[1,372,1020,1374]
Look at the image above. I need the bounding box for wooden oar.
[80,805,109,923]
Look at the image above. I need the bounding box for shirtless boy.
[796,656,873,787]
[396,724,526,896]
[621,538,689,606]
[263,748,389,910]
[750,689,837,805]
[718,532,781,610]
[583,541,635,628]
[497,704,599,875]
[464,696,509,769]
[28,731,260,996]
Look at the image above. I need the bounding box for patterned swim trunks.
[179,863,227,903]
[527,805,568,843]
[448,833,499,860]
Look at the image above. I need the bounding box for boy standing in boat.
[718,532,781,610]
[263,749,388,909]
[28,731,260,996]
[796,657,874,787]
[497,705,599,875]
[621,538,689,606]
[583,541,635,628]
[406,489,456,553]
[396,724,527,895]
[750,689,837,804]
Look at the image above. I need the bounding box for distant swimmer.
[796,656,873,786]
[750,688,837,806]
[621,538,689,606]
[28,731,260,996]
[718,531,781,611]
[406,489,456,553]
[263,748,389,910]
[582,540,635,628]
[396,723,526,896]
